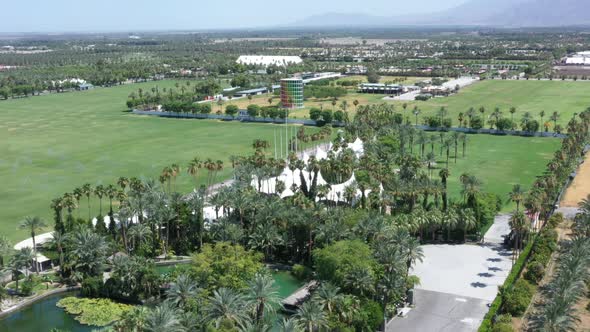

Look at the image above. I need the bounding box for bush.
[225,104,239,117]
[547,213,563,228]
[471,116,484,130]
[20,278,35,296]
[309,108,322,121]
[502,279,535,316]
[415,94,432,101]
[495,118,514,131]
[492,323,514,332]
[81,276,104,298]
[246,104,259,117]
[353,299,383,331]
[523,261,544,284]
[292,264,312,281]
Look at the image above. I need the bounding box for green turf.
[391,79,590,129]
[420,133,561,212]
[0,81,561,242]
[0,81,324,241]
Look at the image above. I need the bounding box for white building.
[564,51,590,65]
[236,55,303,67]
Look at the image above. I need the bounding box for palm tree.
[277,318,303,332]
[167,274,200,309]
[344,267,375,297]
[459,209,477,242]
[539,110,546,127]
[144,301,185,332]
[117,177,129,191]
[187,157,202,189]
[245,273,281,323]
[295,301,328,332]
[81,183,93,221]
[459,133,467,157]
[413,109,421,126]
[460,173,481,208]
[313,282,341,314]
[69,228,108,278]
[443,138,454,166]
[439,168,450,211]
[128,223,151,253]
[0,235,12,268]
[94,185,105,216]
[19,216,47,275]
[207,288,249,328]
[509,107,516,129]
[47,231,66,274]
[550,111,560,129]
[508,184,525,212]
[509,211,529,262]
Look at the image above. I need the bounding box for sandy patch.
[561,153,590,207]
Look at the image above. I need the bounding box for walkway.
[387,214,513,332]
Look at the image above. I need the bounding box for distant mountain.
[290,0,590,28]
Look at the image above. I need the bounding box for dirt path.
[561,153,590,207]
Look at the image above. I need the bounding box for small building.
[78,83,94,91]
[233,87,270,98]
[358,83,404,95]
[236,55,303,67]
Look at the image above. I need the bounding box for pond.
[0,268,304,331]
[0,292,93,332]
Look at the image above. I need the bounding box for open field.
[0,81,323,241]
[390,80,590,129]
[0,80,561,241]
[430,134,560,212]
[233,80,590,129]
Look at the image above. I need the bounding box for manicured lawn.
[0,81,324,241]
[422,133,561,212]
[0,80,563,241]
[389,79,590,129]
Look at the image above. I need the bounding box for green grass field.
[389,79,590,129]
[0,81,325,241]
[431,134,560,212]
[0,81,561,241]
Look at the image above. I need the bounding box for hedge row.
[479,214,562,331]
[478,236,535,332]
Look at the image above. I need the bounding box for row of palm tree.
[528,200,590,331]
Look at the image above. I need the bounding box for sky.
[1,0,468,32]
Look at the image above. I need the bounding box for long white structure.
[237,55,303,67]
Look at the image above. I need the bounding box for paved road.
[387,214,512,332]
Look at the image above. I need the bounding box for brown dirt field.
[561,153,590,207]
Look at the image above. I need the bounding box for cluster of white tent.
[250,138,383,203]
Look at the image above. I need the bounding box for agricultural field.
[0,81,324,241]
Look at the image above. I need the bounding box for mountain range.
[291,0,590,28]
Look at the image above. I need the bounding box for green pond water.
[0,268,303,331]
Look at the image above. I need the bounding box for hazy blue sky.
[1,0,468,32]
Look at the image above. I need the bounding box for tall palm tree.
[295,301,328,332]
[508,184,525,212]
[439,168,450,211]
[245,273,281,323]
[459,209,477,242]
[0,235,12,268]
[94,185,105,216]
[81,183,93,221]
[509,211,529,262]
[313,282,341,314]
[47,231,66,274]
[144,301,185,332]
[550,111,560,129]
[187,157,202,189]
[207,288,249,328]
[167,274,200,309]
[128,223,151,253]
[19,216,47,275]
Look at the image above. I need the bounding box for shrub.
[225,104,239,117]
[495,314,512,324]
[495,118,514,131]
[81,276,104,298]
[502,279,535,316]
[309,108,322,121]
[20,278,35,296]
[524,261,544,284]
[547,213,563,228]
[415,94,432,101]
[246,104,259,117]
[471,116,484,129]
[292,264,312,281]
[492,323,514,332]
[352,299,383,331]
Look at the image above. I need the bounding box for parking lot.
[387,215,513,332]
